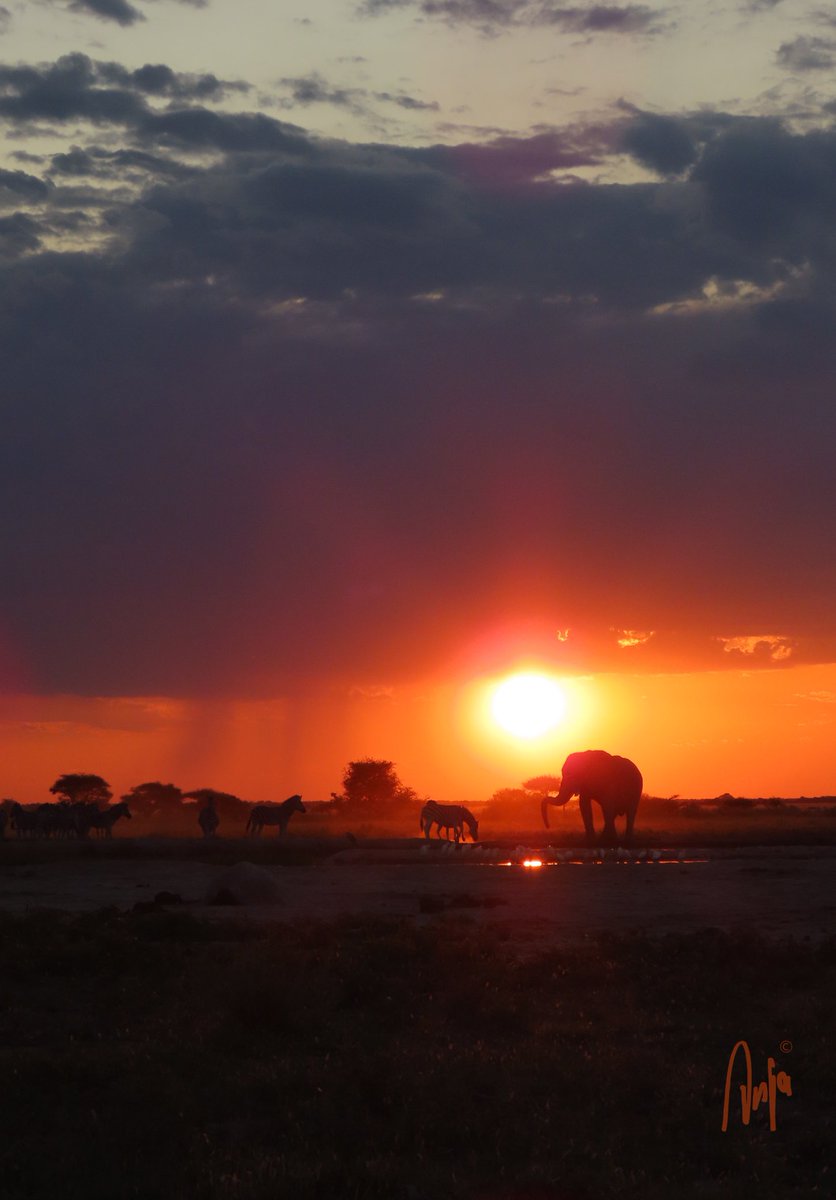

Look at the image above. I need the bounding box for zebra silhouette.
[198,803,220,838]
[420,801,478,843]
[246,795,306,837]
[87,801,132,839]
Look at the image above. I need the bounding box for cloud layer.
[1,47,835,696]
[359,0,664,35]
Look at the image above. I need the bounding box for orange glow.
[0,661,835,806]
[490,671,567,739]
[522,858,543,868]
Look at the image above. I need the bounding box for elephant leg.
[601,814,617,847]
[625,804,637,844]
[578,795,596,844]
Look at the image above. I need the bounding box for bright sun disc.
[490,672,567,739]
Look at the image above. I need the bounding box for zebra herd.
[0,795,309,840]
[0,799,132,840]
[0,793,477,842]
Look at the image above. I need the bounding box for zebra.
[420,801,478,843]
[8,802,47,838]
[246,795,306,837]
[87,801,132,839]
[198,803,220,838]
[42,803,86,839]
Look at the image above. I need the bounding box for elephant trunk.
[541,787,570,828]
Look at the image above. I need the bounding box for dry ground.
[1,835,833,1199]
[1,840,835,944]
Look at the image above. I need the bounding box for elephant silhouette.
[541,750,642,846]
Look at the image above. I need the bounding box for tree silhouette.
[339,759,417,814]
[523,775,562,795]
[50,773,112,809]
[482,787,531,819]
[122,782,184,819]
[183,789,247,823]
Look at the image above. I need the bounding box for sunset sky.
[1,0,835,804]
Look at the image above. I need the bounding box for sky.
[1,0,835,804]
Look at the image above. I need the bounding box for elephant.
[541,750,642,845]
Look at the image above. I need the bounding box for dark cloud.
[359,0,663,34]
[375,90,439,111]
[68,0,145,24]
[0,54,248,126]
[48,144,193,181]
[278,72,438,115]
[424,127,613,184]
[1,59,835,694]
[620,110,697,175]
[361,0,514,21]
[0,212,42,256]
[102,61,250,101]
[138,108,311,153]
[693,118,836,247]
[10,150,46,164]
[0,54,307,155]
[280,73,360,108]
[0,6,11,34]
[0,55,148,124]
[541,5,660,34]
[776,36,836,72]
[61,0,207,22]
[0,167,51,203]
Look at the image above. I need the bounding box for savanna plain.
[1,800,834,1200]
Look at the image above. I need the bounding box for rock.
[205,862,283,906]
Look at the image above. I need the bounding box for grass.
[0,909,832,1199]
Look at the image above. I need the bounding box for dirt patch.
[1,845,835,943]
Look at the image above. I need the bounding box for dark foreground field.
[0,907,833,1200]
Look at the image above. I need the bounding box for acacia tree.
[523,775,563,796]
[121,782,184,820]
[50,773,112,809]
[481,787,531,819]
[482,778,563,823]
[339,759,418,815]
[183,789,247,823]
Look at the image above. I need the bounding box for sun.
[490,671,567,739]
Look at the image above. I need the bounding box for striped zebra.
[87,801,132,839]
[420,801,478,843]
[246,794,305,837]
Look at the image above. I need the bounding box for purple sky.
[0,1,834,703]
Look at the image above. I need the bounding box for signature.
[721,1040,793,1132]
